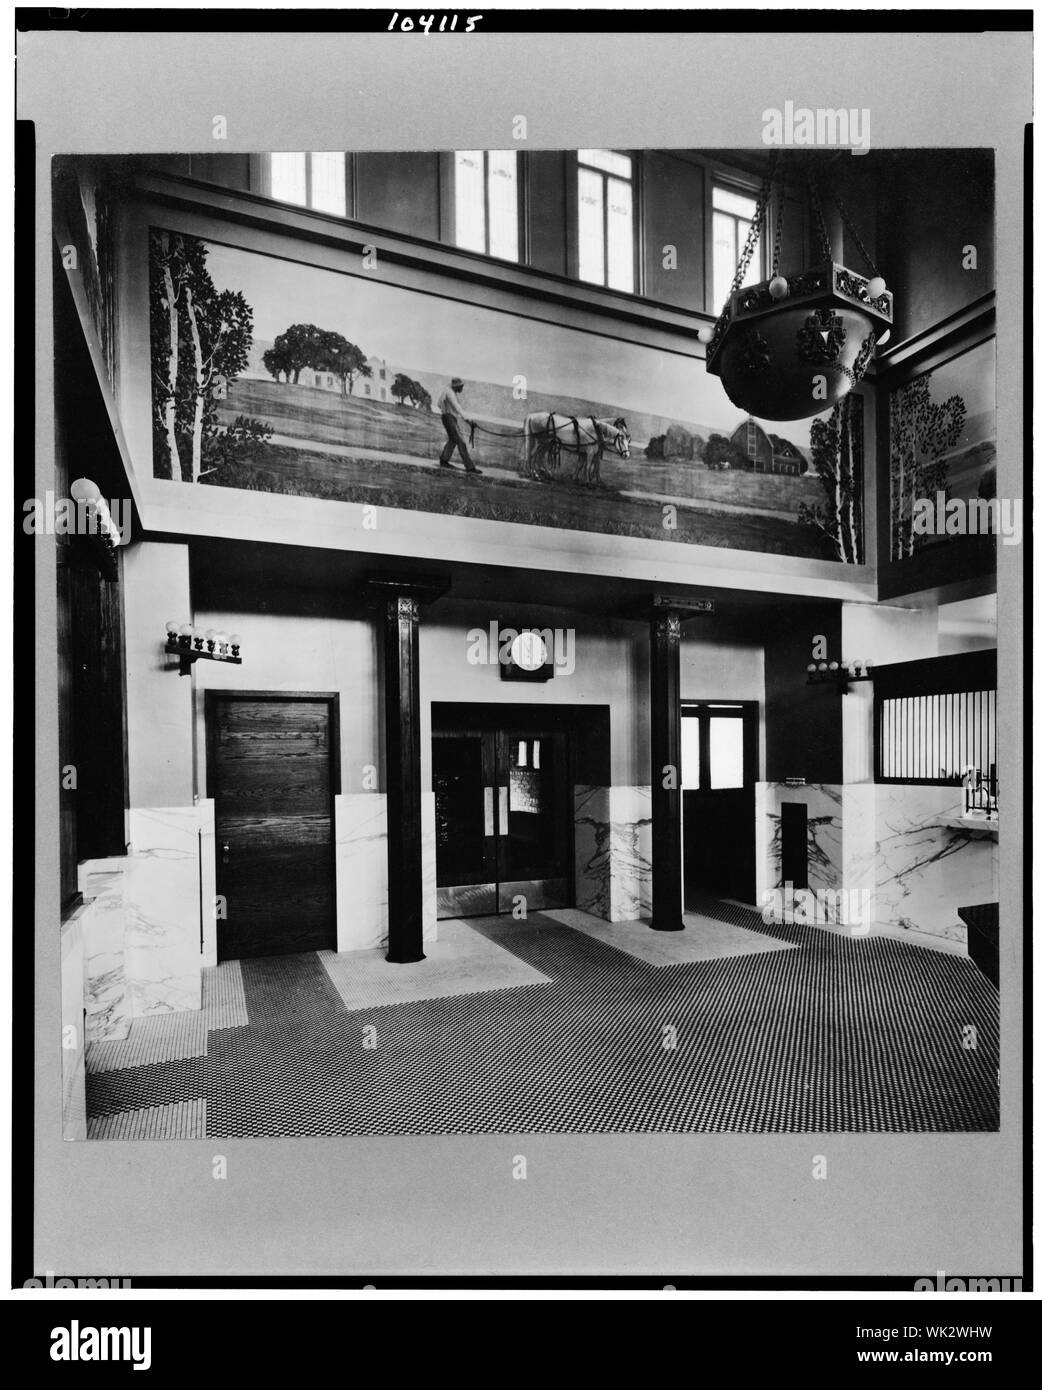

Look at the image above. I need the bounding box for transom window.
[454,150,519,261]
[681,702,752,790]
[577,148,635,294]
[712,182,763,314]
[269,152,348,215]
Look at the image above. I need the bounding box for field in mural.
[148,228,869,562]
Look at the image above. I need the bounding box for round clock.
[510,630,548,672]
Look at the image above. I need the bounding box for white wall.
[191,604,380,797]
[122,541,194,809]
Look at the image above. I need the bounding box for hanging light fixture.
[701,152,892,422]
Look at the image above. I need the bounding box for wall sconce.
[70,478,123,549]
[805,658,873,695]
[69,477,122,578]
[164,622,242,677]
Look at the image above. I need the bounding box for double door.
[433,725,571,918]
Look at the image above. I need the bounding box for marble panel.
[125,807,203,1016]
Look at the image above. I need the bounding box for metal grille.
[878,689,996,784]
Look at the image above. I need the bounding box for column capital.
[359,572,451,609]
[621,593,715,626]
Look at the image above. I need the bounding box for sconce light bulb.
[70,477,102,504]
[229,634,240,645]
[867,276,887,299]
[165,620,179,634]
[828,661,839,671]
[179,623,193,638]
[806,663,816,673]
[204,630,217,642]
[696,327,714,344]
[817,661,828,671]
[768,275,789,300]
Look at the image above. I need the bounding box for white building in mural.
[245,342,392,400]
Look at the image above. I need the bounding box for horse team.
[518,411,631,487]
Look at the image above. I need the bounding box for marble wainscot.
[334,792,437,952]
[125,807,203,1016]
[874,786,997,950]
[61,908,89,1138]
[574,785,612,918]
[198,798,217,968]
[573,785,652,922]
[760,782,844,899]
[79,857,132,1043]
[841,783,877,929]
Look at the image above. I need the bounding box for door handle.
[221,842,230,863]
[499,785,509,836]
[483,787,494,837]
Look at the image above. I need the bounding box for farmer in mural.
[437,377,482,474]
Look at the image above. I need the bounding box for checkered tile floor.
[84,898,999,1137]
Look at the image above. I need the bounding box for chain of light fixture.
[727,148,779,301]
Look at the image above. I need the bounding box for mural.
[889,340,996,560]
[148,228,869,562]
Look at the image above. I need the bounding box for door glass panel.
[502,734,559,876]
[681,717,701,789]
[433,736,487,883]
[709,717,744,789]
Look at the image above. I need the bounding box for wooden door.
[681,701,758,905]
[208,694,338,960]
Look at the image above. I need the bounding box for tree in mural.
[149,230,261,482]
[703,432,743,470]
[261,342,295,383]
[796,393,865,565]
[315,330,371,396]
[149,230,188,479]
[889,371,967,560]
[263,323,325,385]
[390,373,430,409]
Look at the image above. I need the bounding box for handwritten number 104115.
[388,13,484,31]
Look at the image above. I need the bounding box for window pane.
[713,210,737,313]
[709,717,744,789]
[606,175,634,292]
[579,148,632,178]
[310,152,346,215]
[271,152,307,206]
[713,185,758,220]
[487,149,518,261]
[578,166,605,285]
[681,718,701,790]
[454,150,486,253]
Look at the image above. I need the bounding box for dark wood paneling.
[526,151,568,277]
[881,151,994,347]
[355,152,441,241]
[642,151,704,311]
[764,602,843,784]
[208,694,338,960]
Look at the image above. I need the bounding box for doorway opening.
[206,691,340,961]
[681,700,759,906]
[431,703,608,920]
